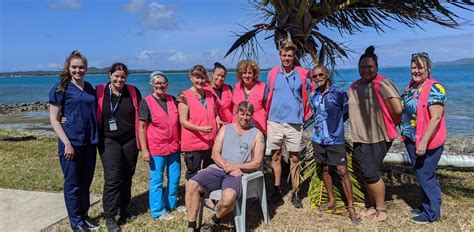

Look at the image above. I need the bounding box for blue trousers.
[148,152,181,218]
[405,140,443,222]
[58,142,97,229]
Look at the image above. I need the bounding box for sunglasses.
[412,52,429,59]
[312,73,325,79]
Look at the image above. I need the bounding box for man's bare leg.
[289,152,303,208]
[270,149,284,205]
[185,180,203,225]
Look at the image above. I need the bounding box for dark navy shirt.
[49,81,99,146]
[309,84,348,145]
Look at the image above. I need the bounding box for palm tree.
[225,0,473,210]
[225,0,473,68]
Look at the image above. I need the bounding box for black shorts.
[312,142,346,166]
[352,141,392,184]
[184,149,213,180]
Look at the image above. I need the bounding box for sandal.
[318,202,336,211]
[374,208,388,222]
[346,206,362,225]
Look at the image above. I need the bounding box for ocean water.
[0,66,473,136]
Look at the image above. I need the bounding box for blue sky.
[0,0,472,72]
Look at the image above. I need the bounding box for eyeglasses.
[412,52,429,59]
[154,81,167,86]
[312,73,325,79]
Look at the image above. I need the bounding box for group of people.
[49,42,446,232]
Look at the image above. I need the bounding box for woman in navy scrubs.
[49,50,100,232]
[96,63,141,231]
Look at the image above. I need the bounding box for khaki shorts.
[266,121,303,153]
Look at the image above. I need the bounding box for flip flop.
[374,208,388,222]
[346,206,362,225]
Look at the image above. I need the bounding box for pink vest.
[232,81,268,135]
[96,83,141,149]
[180,89,218,151]
[206,84,233,124]
[350,75,398,140]
[405,78,446,149]
[266,66,314,121]
[144,95,180,155]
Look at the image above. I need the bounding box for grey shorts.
[190,167,242,198]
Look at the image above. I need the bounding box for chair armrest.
[242,171,264,182]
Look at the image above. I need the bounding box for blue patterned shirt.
[400,81,447,141]
[309,85,348,145]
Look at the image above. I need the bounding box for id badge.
[109,119,118,131]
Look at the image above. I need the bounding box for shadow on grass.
[127,185,187,217]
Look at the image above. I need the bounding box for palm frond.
[225,0,472,70]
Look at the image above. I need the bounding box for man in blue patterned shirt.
[309,65,360,224]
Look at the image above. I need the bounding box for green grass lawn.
[1,130,473,231]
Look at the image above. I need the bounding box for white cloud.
[168,50,188,63]
[140,2,176,29]
[46,0,82,10]
[123,0,144,13]
[137,50,158,60]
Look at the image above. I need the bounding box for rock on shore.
[0,102,49,115]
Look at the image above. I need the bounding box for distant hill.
[0,66,271,77]
[435,58,474,66]
[0,67,151,77]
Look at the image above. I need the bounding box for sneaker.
[409,208,422,217]
[410,215,430,224]
[199,222,217,232]
[83,216,100,230]
[291,192,303,209]
[73,224,91,232]
[105,217,121,232]
[176,205,187,213]
[159,212,175,221]
[269,190,284,206]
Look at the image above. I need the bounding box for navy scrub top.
[49,81,99,146]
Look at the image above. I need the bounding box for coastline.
[1,102,472,156]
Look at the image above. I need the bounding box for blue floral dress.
[400,80,447,142]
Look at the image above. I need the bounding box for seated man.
[185,101,265,232]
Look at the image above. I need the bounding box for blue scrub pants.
[148,152,181,218]
[405,140,443,222]
[58,142,97,229]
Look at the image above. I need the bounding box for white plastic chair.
[197,170,270,232]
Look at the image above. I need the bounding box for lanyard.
[109,84,123,116]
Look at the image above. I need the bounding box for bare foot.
[362,207,376,217]
[374,208,388,222]
[204,199,216,211]
[318,201,336,211]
